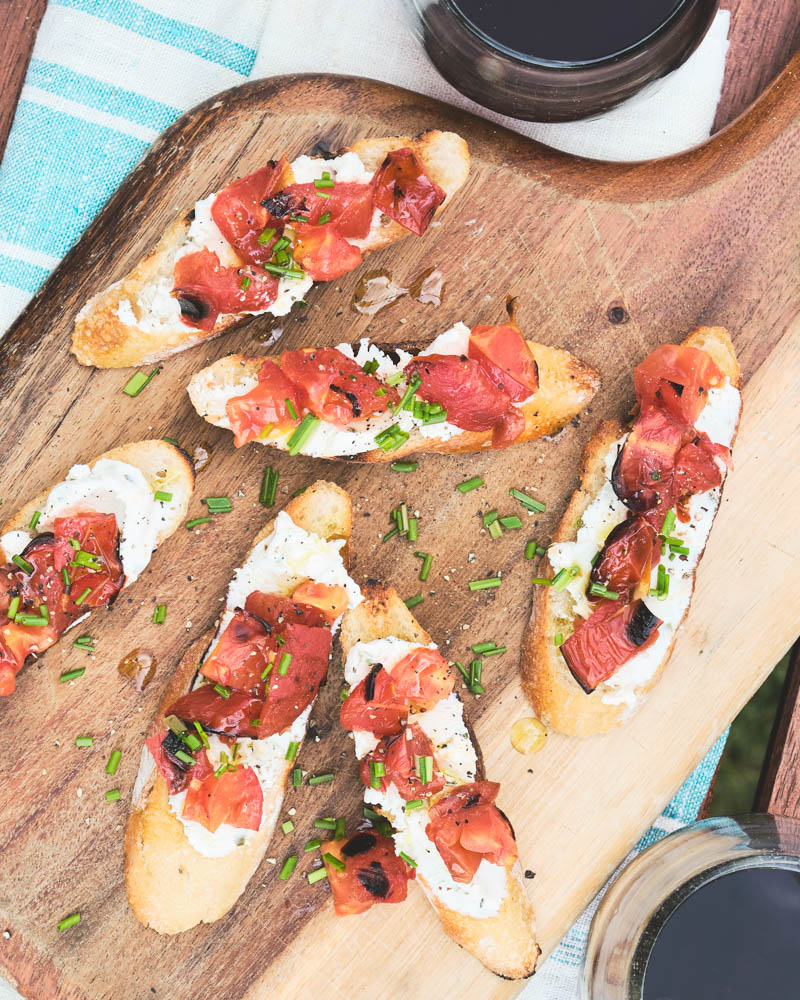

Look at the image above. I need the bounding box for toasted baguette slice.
[72,131,470,369]
[340,584,540,980]
[188,337,599,461]
[521,327,742,737]
[124,480,353,934]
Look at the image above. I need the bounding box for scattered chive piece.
[532,577,553,586]
[183,732,201,751]
[260,661,274,681]
[277,651,293,676]
[415,755,433,786]
[370,760,385,788]
[69,538,80,550]
[391,461,417,472]
[554,632,564,647]
[471,682,486,695]
[455,660,469,682]
[374,423,410,452]
[456,476,484,494]
[317,210,331,225]
[418,554,433,582]
[122,368,159,398]
[12,554,33,574]
[257,227,276,245]
[28,510,41,531]
[105,788,121,802]
[57,913,81,932]
[362,359,379,375]
[240,274,251,291]
[399,852,418,868]
[499,515,523,530]
[282,820,295,834]
[15,614,49,626]
[163,436,179,446]
[6,595,19,619]
[287,414,320,455]
[61,568,70,591]
[509,488,546,513]
[105,750,121,775]
[264,263,305,279]
[340,687,349,701]
[662,509,677,537]
[260,466,279,506]
[470,659,483,686]
[405,593,424,609]
[334,816,346,840]
[70,551,103,570]
[285,741,299,763]
[407,517,418,542]
[305,837,321,851]
[307,867,328,885]
[386,372,404,387]
[308,773,334,786]
[471,641,497,654]
[75,736,93,748]
[382,527,399,543]
[398,503,409,535]
[484,645,506,656]
[488,520,503,539]
[60,667,85,683]
[279,856,298,881]
[257,421,275,441]
[551,568,571,592]
[405,799,424,811]
[468,577,501,591]
[589,582,620,600]
[323,852,345,871]
[152,604,167,625]
[193,721,209,748]
[154,490,173,502]
[314,817,337,830]
[205,496,232,514]
[292,767,303,787]
[285,398,298,421]
[185,517,212,530]
[482,510,499,526]
[214,683,231,699]
[374,386,387,397]
[393,375,421,414]
[314,176,335,189]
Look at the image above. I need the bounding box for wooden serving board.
[1,70,800,1000]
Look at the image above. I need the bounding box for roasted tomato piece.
[372,148,445,236]
[210,158,292,264]
[324,831,415,915]
[290,582,349,624]
[391,647,453,709]
[673,432,728,509]
[54,513,124,609]
[281,347,399,425]
[426,781,517,883]
[280,182,374,239]
[611,406,691,512]
[360,724,444,800]
[9,536,69,630]
[404,354,517,435]
[561,599,662,693]
[0,620,60,697]
[244,591,328,630]
[468,324,539,402]
[0,638,18,697]
[146,730,213,794]
[634,344,724,425]
[257,622,332,738]
[167,687,263,739]
[292,224,362,281]
[182,763,263,833]
[201,610,275,696]
[590,515,659,601]
[173,249,278,332]
[226,359,302,447]
[340,665,408,736]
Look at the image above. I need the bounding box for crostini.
[334,584,539,980]
[0,440,193,697]
[72,131,470,369]
[187,308,599,460]
[522,327,742,737]
[124,480,360,934]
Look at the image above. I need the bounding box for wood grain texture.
[756,643,800,819]
[0,68,799,999]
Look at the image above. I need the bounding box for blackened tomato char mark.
[372,147,446,236]
[341,832,378,857]
[357,862,390,898]
[324,833,415,915]
[173,249,278,332]
[560,598,662,693]
[589,514,660,601]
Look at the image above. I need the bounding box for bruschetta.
[72,131,470,369]
[522,327,742,737]
[333,584,539,980]
[187,308,600,461]
[124,480,360,934]
[0,440,193,697]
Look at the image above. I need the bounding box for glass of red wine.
[583,814,800,1000]
[404,0,719,122]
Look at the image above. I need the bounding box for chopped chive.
[194,721,209,748]
[662,510,677,537]
[277,651,293,676]
[240,274,251,291]
[340,687,349,701]
[374,424,410,452]
[154,490,173,502]
[292,767,303,787]
[422,410,447,426]
[551,569,571,591]
[279,856,298,880]
[185,517,212,530]
[670,543,690,555]
[499,515,523,530]
[304,837,321,851]
[105,788,121,802]
[70,551,103,570]
[393,375,421,415]
[73,636,94,650]
[57,913,81,932]
[399,852,418,868]
[532,577,553,586]
[152,604,167,625]
[273,235,291,253]
[418,553,433,582]
[334,816,346,840]
[214,683,231,699]
[282,820,295,834]
[483,645,506,656]
[60,667,86,683]
[468,577,501,591]
[68,538,80,550]
[28,510,41,531]
[260,661,274,681]
[370,760,385,789]
[6,595,19,619]
[287,414,320,455]
[589,582,620,600]
[285,741,299,762]
[204,496,232,514]
[307,867,328,885]
[470,682,486,695]
[257,227,276,246]
[398,503,409,535]
[12,554,33,574]
[317,211,331,225]
[415,755,433,786]
[482,510,499,526]
[61,568,70,591]
[456,476,484,494]
[15,613,49,626]
[314,817,337,830]
[455,660,470,682]
[285,398,298,421]
[382,527,399,543]
[374,387,387,397]
[308,773,334,786]
[257,421,275,440]
[471,641,497,654]
[554,633,564,647]
[509,488,546,513]
[391,460,417,472]
[405,593,424,609]
[163,436,179,446]
[183,732,201,751]
[362,359,379,375]
[264,263,305,279]
[75,736,93,748]
[323,852,345,871]
[314,176,335,189]
[105,750,121,775]
[407,517,418,542]
[488,520,503,540]
[405,799,424,811]
[122,368,160,398]
[259,466,279,506]
[386,372,404,387]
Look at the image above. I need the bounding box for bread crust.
[340,583,540,979]
[71,131,470,369]
[521,327,742,737]
[124,480,352,933]
[187,338,600,461]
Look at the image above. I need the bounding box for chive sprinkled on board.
[307,867,328,885]
[122,368,160,398]
[405,593,424,609]
[75,736,93,748]
[260,466,278,506]
[468,577,501,591]
[152,604,167,625]
[185,517,212,530]
[60,667,85,683]
[279,856,298,880]
[456,476,484,494]
[285,741,299,762]
[509,488,546,513]
[308,773,334,786]
[105,788,121,802]
[57,913,81,932]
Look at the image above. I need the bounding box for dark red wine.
[643,866,800,1000]
[448,0,686,64]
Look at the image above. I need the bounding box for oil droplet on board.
[118,649,156,692]
[410,266,444,307]
[250,312,284,345]
[351,266,445,316]
[192,442,213,473]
